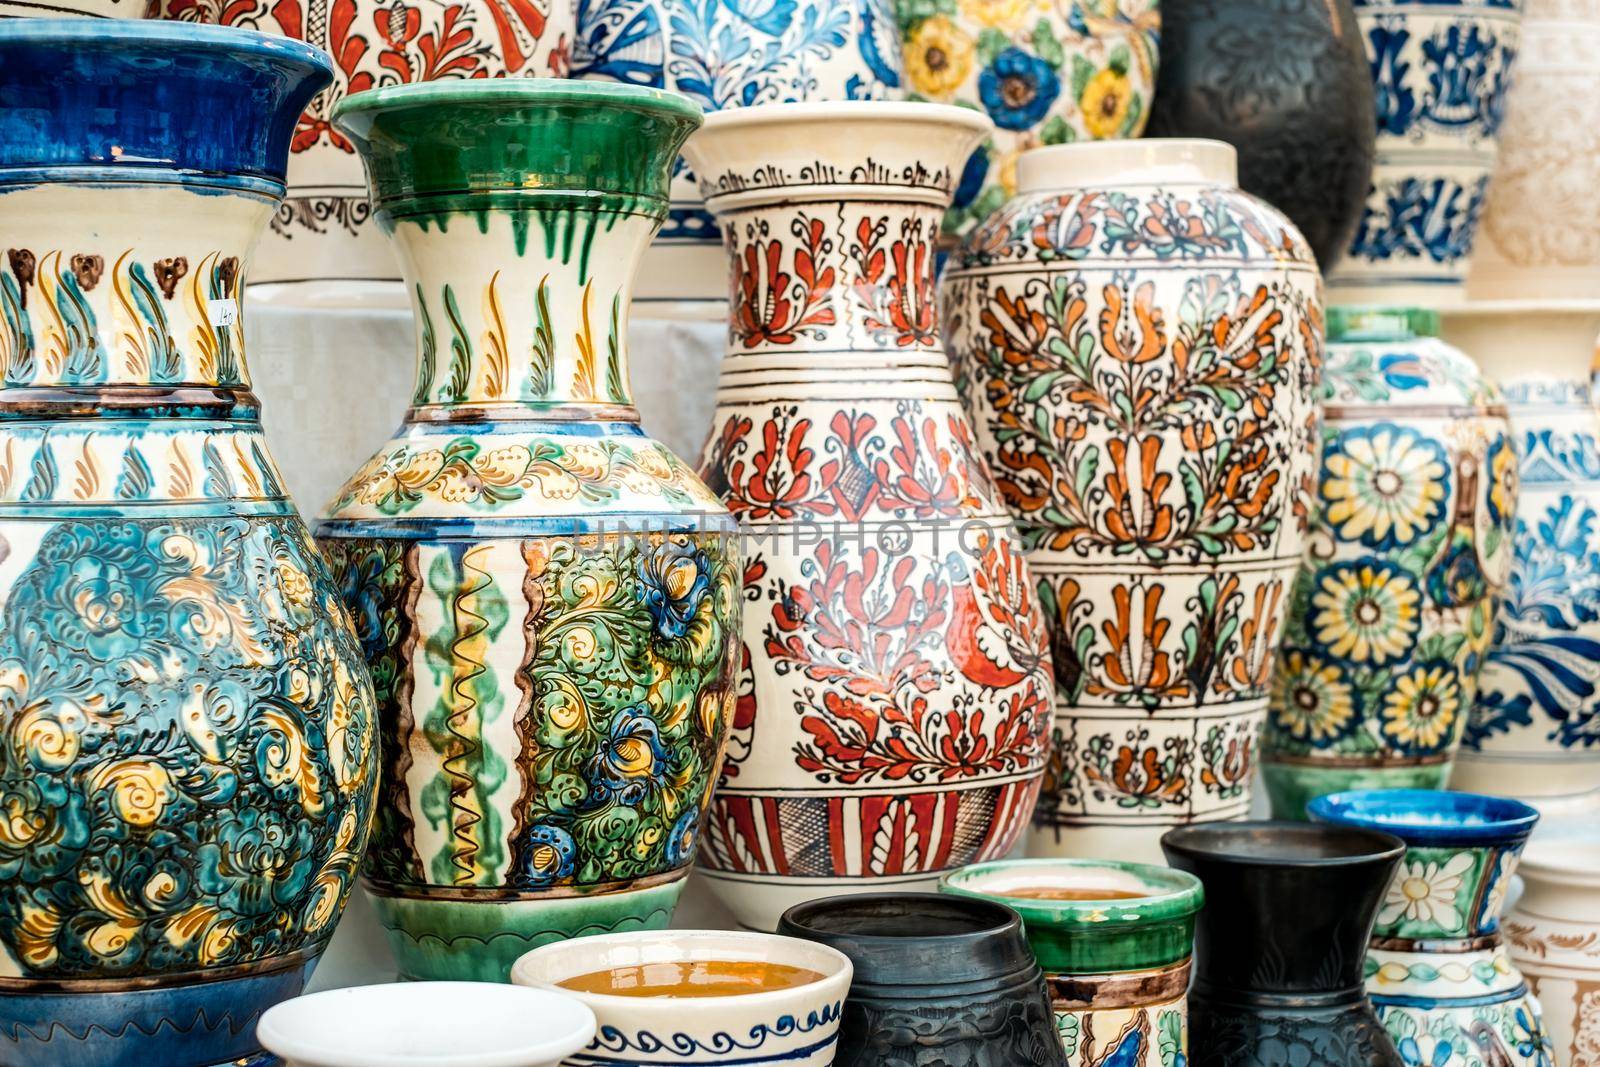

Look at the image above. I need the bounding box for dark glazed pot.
[1145,0,1375,270]
[1161,822,1406,1067]
[778,893,1068,1067]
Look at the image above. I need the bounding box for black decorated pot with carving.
[1145,0,1375,270]
[778,893,1068,1067]
[1161,822,1406,1067]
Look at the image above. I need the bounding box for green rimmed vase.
[941,859,1203,1066]
[317,80,741,982]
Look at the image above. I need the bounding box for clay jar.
[1162,822,1406,1066]
[941,859,1203,1066]
[1505,840,1600,1065]
[778,893,1069,1067]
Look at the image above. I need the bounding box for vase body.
[0,23,379,1067]
[1310,789,1555,1067]
[686,102,1055,931]
[893,0,1161,240]
[779,894,1070,1067]
[1262,308,1516,819]
[572,0,904,308]
[1329,0,1524,307]
[318,81,740,982]
[150,0,575,299]
[0,0,140,15]
[1162,822,1406,1067]
[1443,307,1600,802]
[941,859,1203,1066]
[1145,0,1374,273]
[1505,842,1600,1066]
[944,139,1324,863]
[1468,0,1600,302]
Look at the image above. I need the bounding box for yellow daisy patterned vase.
[895,0,1161,239]
[1263,307,1517,819]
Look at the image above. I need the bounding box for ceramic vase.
[1467,0,1600,303]
[257,982,597,1067]
[512,930,854,1067]
[1262,308,1516,819]
[1144,0,1375,271]
[317,80,741,982]
[944,139,1324,863]
[150,0,575,303]
[779,893,1070,1067]
[0,22,379,1067]
[572,0,905,312]
[941,859,1204,1066]
[1505,841,1600,1066]
[1328,0,1525,307]
[1310,789,1555,1067]
[893,0,1161,241]
[1161,822,1407,1067]
[1442,307,1600,806]
[685,102,1056,930]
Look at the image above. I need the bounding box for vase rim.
[1016,138,1238,194]
[938,858,1203,928]
[696,99,992,137]
[0,16,330,66]
[333,77,704,129]
[1161,820,1405,868]
[1308,789,1541,847]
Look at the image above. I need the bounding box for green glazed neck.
[940,859,1203,975]
[1327,306,1442,344]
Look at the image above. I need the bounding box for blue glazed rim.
[1308,789,1540,847]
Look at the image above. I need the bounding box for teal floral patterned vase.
[1263,308,1517,819]
[319,80,740,982]
[941,859,1203,1067]
[1311,789,1555,1067]
[0,21,379,1067]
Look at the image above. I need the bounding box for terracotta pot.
[943,139,1324,862]
[318,80,741,982]
[685,102,1056,931]
[1262,307,1517,818]
[1505,840,1600,1066]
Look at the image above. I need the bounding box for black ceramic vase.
[1145,0,1375,270]
[1161,823,1406,1067]
[778,894,1067,1067]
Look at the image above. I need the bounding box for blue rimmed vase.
[1310,789,1555,1067]
[0,21,380,1067]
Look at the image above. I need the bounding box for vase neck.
[392,207,653,419]
[0,183,267,411]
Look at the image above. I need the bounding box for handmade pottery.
[1309,789,1554,1066]
[1161,822,1407,1067]
[1443,305,1600,804]
[686,102,1056,930]
[0,21,379,1067]
[1505,841,1600,1066]
[257,982,597,1067]
[1329,0,1525,306]
[573,0,905,308]
[893,0,1160,240]
[0,0,140,15]
[779,893,1070,1067]
[318,80,741,982]
[1144,0,1375,270]
[944,139,1323,863]
[1262,308,1516,819]
[511,930,852,1067]
[1468,0,1600,303]
[150,0,575,300]
[941,859,1204,1066]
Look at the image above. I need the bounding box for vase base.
[1027,813,1251,866]
[368,878,686,982]
[1263,761,1452,821]
[696,868,948,933]
[1451,755,1600,803]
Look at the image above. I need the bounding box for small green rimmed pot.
[940,859,1203,1066]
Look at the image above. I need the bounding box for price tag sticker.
[208,298,239,327]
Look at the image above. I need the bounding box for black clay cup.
[778,893,1067,1067]
[1146,0,1375,271]
[1161,822,1406,1067]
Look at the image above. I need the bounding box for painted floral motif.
[0,518,377,977]
[1382,851,1477,931]
[1311,559,1424,666]
[1057,1000,1187,1067]
[1322,427,1451,548]
[894,0,1160,235]
[1272,651,1361,744]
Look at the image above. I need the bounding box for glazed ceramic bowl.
[510,930,852,1066]
[256,982,597,1067]
[778,893,1069,1067]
